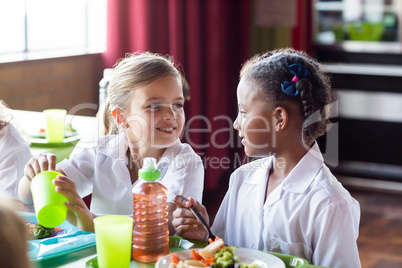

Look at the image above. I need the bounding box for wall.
[0,54,104,116]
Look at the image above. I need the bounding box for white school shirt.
[58,132,204,215]
[0,124,32,201]
[211,142,361,268]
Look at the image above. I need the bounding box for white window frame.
[0,0,106,63]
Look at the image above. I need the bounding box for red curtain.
[103,0,250,191]
[292,0,312,53]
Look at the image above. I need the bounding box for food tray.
[18,212,96,261]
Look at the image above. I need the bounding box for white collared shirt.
[0,124,32,201]
[58,132,204,215]
[211,142,361,268]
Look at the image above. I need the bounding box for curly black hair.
[239,48,335,145]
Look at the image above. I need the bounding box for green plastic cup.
[94,215,133,268]
[43,109,67,143]
[30,171,68,228]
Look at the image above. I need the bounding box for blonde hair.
[0,100,11,130]
[101,52,183,135]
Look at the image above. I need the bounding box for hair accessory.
[281,63,310,96]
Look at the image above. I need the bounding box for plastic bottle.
[132,157,169,262]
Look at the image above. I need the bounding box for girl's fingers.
[25,153,58,179]
[187,197,209,221]
[28,158,42,176]
[53,176,83,206]
[55,186,79,204]
[64,200,87,214]
[188,197,204,211]
[37,154,51,172]
[172,214,199,227]
[56,167,66,176]
[54,175,76,190]
[44,153,57,171]
[174,224,195,234]
[55,175,73,183]
[173,195,191,208]
[174,223,207,241]
[173,195,200,209]
[24,164,36,181]
[173,207,194,219]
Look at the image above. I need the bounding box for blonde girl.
[19,52,204,234]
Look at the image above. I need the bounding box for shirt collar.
[246,157,273,185]
[98,132,127,162]
[157,139,182,168]
[98,134,182,167]
[282,141,324,193]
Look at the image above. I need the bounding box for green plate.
[29,134,80,148]
[269,252,309,268]
[185,238,310,268]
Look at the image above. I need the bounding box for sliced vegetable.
[212,246,236,268]
[27,223,55,240]
[183,260,207,267]
[198,239,224,259]
[169,238,261,268]
[191,249,203,261]
[65,123,77,133]
[171,253,181,264]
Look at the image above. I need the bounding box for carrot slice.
[201,256,215,266]
[191,249,203,261]
[53,227,63,232]
[28,224,35,231]
[208,236,222,244]
[171,253,180,264]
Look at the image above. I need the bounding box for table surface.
[15,110,324,268]
[31,240,324,268]
[11,109,98,161]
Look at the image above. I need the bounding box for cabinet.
[312,1,402,192]
[313,0,402,44]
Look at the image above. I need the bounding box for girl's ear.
[111,108,128,129]
[273,107,288,132]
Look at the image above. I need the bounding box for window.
[0,0,106,60]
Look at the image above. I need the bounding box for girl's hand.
[53,175,95,232]
[172,195,209,241]
[19,153,66,205]
[24,153,62,181]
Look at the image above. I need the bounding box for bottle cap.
[138,157,161,181]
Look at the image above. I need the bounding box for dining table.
[13,110,327,268]
[10,109,98,161]
[30,236,325,268]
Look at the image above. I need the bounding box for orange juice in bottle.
[132,157,169,262]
